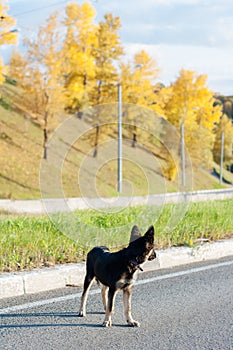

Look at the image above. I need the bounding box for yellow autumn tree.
[8,49,27,83]
[86,13,123,157]
[8,13,65,159]
[0,2,17,84]
[213,114,233,166]
[160,69,222,165]
[92,13,123,106]
[121,50,159,107]
[153,84,173,116]
[62,1,97,112]
[120,50,159,147]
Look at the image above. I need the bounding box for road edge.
[1,239,233,299]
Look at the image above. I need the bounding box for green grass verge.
[0,199,232,272]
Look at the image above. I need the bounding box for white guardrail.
[0,188,232,214]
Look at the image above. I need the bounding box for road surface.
[0,258,232,350]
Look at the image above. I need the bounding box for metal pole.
[181,123,186,187]
[117,83,122,193]
[220,131,224,185]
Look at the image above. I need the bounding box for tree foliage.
[119,50,160,147]
[0,2,17,84]
[121,50,159,107]
[213,114,233,166]
[62,2,97,111]
[92,13,123,106]
[9,13,65,159]
[157,69,222,165]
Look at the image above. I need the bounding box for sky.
[3,0,233,95]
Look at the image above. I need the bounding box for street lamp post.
[117,83,122,193]
[220,131,225,185]
[181,122,186,187]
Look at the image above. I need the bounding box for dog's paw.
[102,320,112,327]
[77,311,86,317]
[127,320,140,327]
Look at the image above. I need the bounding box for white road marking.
[0,260,232,314]
[136,260,233,285]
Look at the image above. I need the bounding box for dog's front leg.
[102,287,117,327]
[123,287,140,327]
[101,285,109,311]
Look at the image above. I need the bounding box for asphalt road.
[0,258,232,350]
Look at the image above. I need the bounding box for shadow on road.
[0,311,128,329]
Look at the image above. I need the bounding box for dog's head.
[129,225,156,264]
[143,225,157,261]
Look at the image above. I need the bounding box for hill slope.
[0,81,232,200]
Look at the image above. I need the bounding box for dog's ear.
[130,225,142,243]
[144,226,154,243]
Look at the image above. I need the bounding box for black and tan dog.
[77,225,156,327]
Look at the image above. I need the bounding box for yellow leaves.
[8,50,27,83]
[0,30,17,46]
[65,2,97,47]
[0,3,17,45]
[131,50,159,107]
[65,3,79,21]
[121,50,159,108]
[63,4,124,110]
[213,114,233,165]
[153,85,171,117]
[65,2,96,24]
[8,10,65,135]
[0,2,17,84]
[82,2,97,22]
[75,51,96,78]
[63,2,98,110]
[158,69,223,165]
[164,69,222,129]
[0,57,6,84]
[97,13,123,58]
[91,13,123,105]
[116,52,160,146]
[134,50,159,80]
[163,161,178,181]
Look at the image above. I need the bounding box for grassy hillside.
[0,81,232,200]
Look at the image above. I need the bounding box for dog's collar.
[131,258,143,271]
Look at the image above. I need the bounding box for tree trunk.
[43,111,48,160]
[97,80,102,105]
[93,124,100,158]
[132,125,137,148]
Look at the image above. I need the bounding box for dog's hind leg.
[101,285,109,311]
[123,287,140,327]
[77,274,94,317]
[102,287,117,327]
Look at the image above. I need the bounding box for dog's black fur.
[77,225,156,327]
